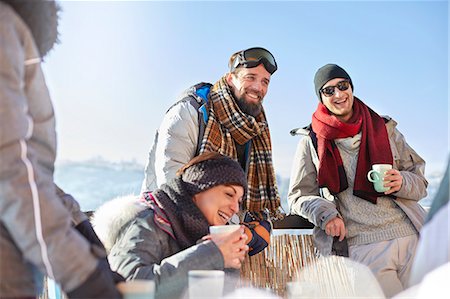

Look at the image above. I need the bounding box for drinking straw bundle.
[239,231,319,296]
[294,255,385,298]
[298,255,356,297]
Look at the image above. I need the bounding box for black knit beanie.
[178,152,248,197]
[314,64,353,101]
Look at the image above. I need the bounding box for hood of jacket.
[92,195,148,253]
[2,0,60,58]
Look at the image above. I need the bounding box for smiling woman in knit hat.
[93,152,250,299]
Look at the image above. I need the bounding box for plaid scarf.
[199,75,280,214]
[311,97,393,204]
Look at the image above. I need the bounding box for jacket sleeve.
[142,101,199,191]
[287,136,339,229]
[390,127,428,201]
[108,212,224,299]
[0,9,116,295]
[55,184,88,226]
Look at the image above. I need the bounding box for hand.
[325,216,346,241]
[383,169,403,195]
[209,226,248,269]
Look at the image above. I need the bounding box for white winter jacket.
[141,84,210,192]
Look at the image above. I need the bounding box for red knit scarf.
[311,97,393,204]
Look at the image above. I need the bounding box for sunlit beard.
[235,96,263,117]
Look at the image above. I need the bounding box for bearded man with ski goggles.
[142,47,281,257]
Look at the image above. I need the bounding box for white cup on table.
[188,270,225,299]
[117,280,155,299]
[286,281,319,298]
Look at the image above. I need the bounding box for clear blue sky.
[42,0,449,178]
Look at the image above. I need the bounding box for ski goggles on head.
[320,80,351,97]
[230,47,278,75]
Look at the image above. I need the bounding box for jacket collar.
[290,116,397,137]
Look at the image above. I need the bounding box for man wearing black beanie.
[314,64,354,101]
[288,63,427,297]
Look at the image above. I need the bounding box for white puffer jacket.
[141,84,210,192]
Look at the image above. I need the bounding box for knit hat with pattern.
[177,152,247,197]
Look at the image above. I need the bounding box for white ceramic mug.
[117,280,155,299]
[188,270,225,299]
[367,164,392,192]
[209,225,240,236]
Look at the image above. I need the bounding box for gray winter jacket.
[288,117,428,255]
[93,196,228,299]
[0,2,112,296]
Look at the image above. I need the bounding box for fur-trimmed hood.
[92,195,147,253]
[2,0,60,58]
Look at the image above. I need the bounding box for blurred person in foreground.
[409,159,449,288]
[93,152,249,299]
[288,64,427,297]
[0,0,120,297]
[394,160,449,298]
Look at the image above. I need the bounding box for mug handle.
[367,170,380,182]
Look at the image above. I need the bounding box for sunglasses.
[230,47,278,75]
[320,80,351,97]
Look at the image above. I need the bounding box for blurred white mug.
[117,280,155,299]
[188,270,225,299]
[286,281,319,299]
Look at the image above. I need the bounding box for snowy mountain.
[55,159,443,213]
[55,158,143,212]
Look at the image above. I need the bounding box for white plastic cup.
[117,280,155,299]
[209,225,240,236]
[188,270,225,299]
